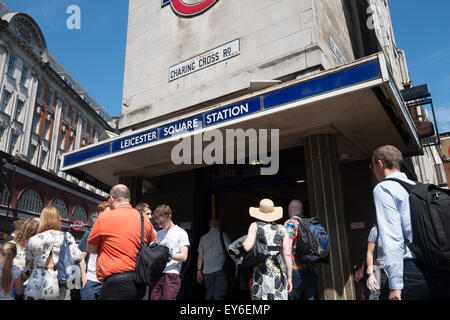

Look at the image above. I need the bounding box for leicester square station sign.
[162,0,219,17]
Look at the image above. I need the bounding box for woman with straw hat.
[242,199,292,300]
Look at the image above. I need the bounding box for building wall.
[121,0,357,131]
[0,9,111,197]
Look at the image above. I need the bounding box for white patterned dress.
[23,231,82,300]
[251,222,288,300]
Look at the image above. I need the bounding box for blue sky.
[2,0,449,134]
[2,0,129,118]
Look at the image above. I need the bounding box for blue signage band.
[63,59,381,169]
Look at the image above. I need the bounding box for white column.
[19,67,39,159]
[48,97,62,171]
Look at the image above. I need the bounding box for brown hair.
[136,203,150,212]
[14,218,39,249]
[38,206,61,233]
[97,201,109,213]
[0,242,17,295]
[372,145,403,170]
[13,219,25,231]
[152,204,173,219]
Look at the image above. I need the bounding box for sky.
[2,0,450,134]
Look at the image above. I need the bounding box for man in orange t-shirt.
[87,184,156,300]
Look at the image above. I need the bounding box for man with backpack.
[371,145,450,300]
[283,200,318,300]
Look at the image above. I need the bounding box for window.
[8,135,18,155]
[47,90,54,107]
[51,198,68,220]
[56,158,61,173]
[20,65,28,86]
[59,131,66,150]
[0,91,11,112]
[37,82,44,100]
[32,115,40,134]
[82,118,87,135]
[62,103,68,121]
[0,184,10,207]
[90,211,99,226]
[72,206,87,224]
[7,55,16,75]
[17,190,43,214]
[27,144,37,164]
[43,120,51,141]
[14,100,24,121]
[0,128,4,141]
[39,150,47,168]
[71,110,77,127]
[67,136,74,151]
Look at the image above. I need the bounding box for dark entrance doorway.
[213,178,309,245]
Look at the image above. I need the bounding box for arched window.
[17,190,43,214]
[51,198,68,220]
[90,211,99,226]
[0,185,11,207]
[72,206,87,224]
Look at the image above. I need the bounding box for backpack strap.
[381,178,416,251]
[138,210,144,250]
[383,178,415,193]
[219,230,228,255]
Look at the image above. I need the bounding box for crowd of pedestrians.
[0,144,449,300]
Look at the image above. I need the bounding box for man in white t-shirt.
[150,204,189,300]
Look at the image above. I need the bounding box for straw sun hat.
[249,199,283,222]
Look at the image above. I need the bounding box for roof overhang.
[62,53,421,189]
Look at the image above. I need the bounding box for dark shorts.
[150,273,181,300]
[98,271,145,300]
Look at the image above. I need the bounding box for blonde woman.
[10,218,39,270]
[0,242,24,300]
[22,207,84,300]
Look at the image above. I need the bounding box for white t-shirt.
[156,225,190,275]
[86,253,99,283]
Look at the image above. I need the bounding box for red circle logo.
[164,0,219,17]
[72,220,83,231]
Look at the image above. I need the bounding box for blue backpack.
[295,217,330,263]
[57,232,81,289]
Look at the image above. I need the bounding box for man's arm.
[197,252,204,283]
[87,243,98,254]
[374,185,405,297]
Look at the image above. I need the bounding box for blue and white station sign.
[205,97,261,127]
[159,115,204,139]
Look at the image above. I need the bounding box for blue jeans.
[403,259,450,300]
[80,280,103,300]
[288,268,317,300]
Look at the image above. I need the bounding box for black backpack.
[135,211,171,290]
[295,217,330,263]
[385,178,450,272]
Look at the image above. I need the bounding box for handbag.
[241,241,268,268]
[135,210,171,290]
[57,232,81,289]
[220,231,236,279]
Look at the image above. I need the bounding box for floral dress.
[23,231,83,300]
[251,222,288,300]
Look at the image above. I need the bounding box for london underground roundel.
[162,0,219,17]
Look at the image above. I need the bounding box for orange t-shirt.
[87,204,156,282]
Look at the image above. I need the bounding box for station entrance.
[213,178,309,243]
